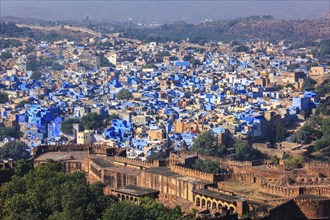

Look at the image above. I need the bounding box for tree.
[0,124,21,140]
[0,160,117,220]
[291,124,322,144]
[139,197,183,220]
[0,52,12,61]
[302,77,317,91]
[104,114,120,125]
[81,113,104,130]
[275,124,288,142]
[146,150,168,162]
[0,92,9,103]
[316,80,330,97]
[13,160,32,177]
[116,89,132,100]
[0,167,13,185]
[190,130,226,157]
[99,54,115,67]
[0,141,30,161]
[192,159,222,174]
[60,118,81,136]
[285,156,303,169]
[30,71,42,81]
[234,139,264,161]
[26,56,38,72]
[301,108,312,120]
[51,62,64,71]
[102,202,144,220]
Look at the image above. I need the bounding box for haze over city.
[1,0,329,22]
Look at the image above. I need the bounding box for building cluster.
[1,36,328,157]
[1,31,329,219]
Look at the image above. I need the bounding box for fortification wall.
[260,184,300,197]
[169,164,218,183]
[229,173,265,185]
[137,170,208,202]
[294,197,330,220]
[113,156,153,169]
[300,186,330,197]
[103,169,138,188]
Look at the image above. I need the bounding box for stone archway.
[229,207,235,214]
[218,202,223,210]
[196,197,201,207]
[212,202,217,210]
[201,199,206,208]
[207,200,211,209]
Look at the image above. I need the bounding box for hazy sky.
[1,0,329,23]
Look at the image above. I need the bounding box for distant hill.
[119,16,330,43]
[1,15,329,43]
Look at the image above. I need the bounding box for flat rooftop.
[112,185,159,196]
[90,156,114,168]
[34,151,87,162]
[90,156,141,176]
[144,167,212,185]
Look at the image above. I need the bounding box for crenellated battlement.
[168,164,221,182]
[113,156,154,169]
[260,184,300,197]
[305,161,330,168]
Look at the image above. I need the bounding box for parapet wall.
[294,197,330,219]
[305,161,330,168]
[113,156,153,169]
[300,186,330,197]
[169,164,218,183]
[260,184,300,197]
[229,173,265,185]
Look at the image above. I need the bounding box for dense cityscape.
[0,12,329,220]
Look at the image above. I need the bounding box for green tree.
[26,56,38,72]
[104,114,120,125]
[302,77,317,91]
[13,160,32,177]
[285,156,303,169]
[60,118,81,135]
[139,197,183,220]
[51,62,64,71]
[0,160,117,220]
[0,167,14,185]
[234,139,264,161]
[30,71,42,81]
[291,124,322,144]
[316,80,330,97]
[99,54,115,67]
[146,150,168,162]
[102,202,144,220]
[0,92,9,103]
[0,124,21,140]
[275,124,288,142]
[81,113,104,130]
[116,89,132,100]
[0,52,12,61]
[192,159,222,174]
[190,130,226,157]
[0,141,29,161]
